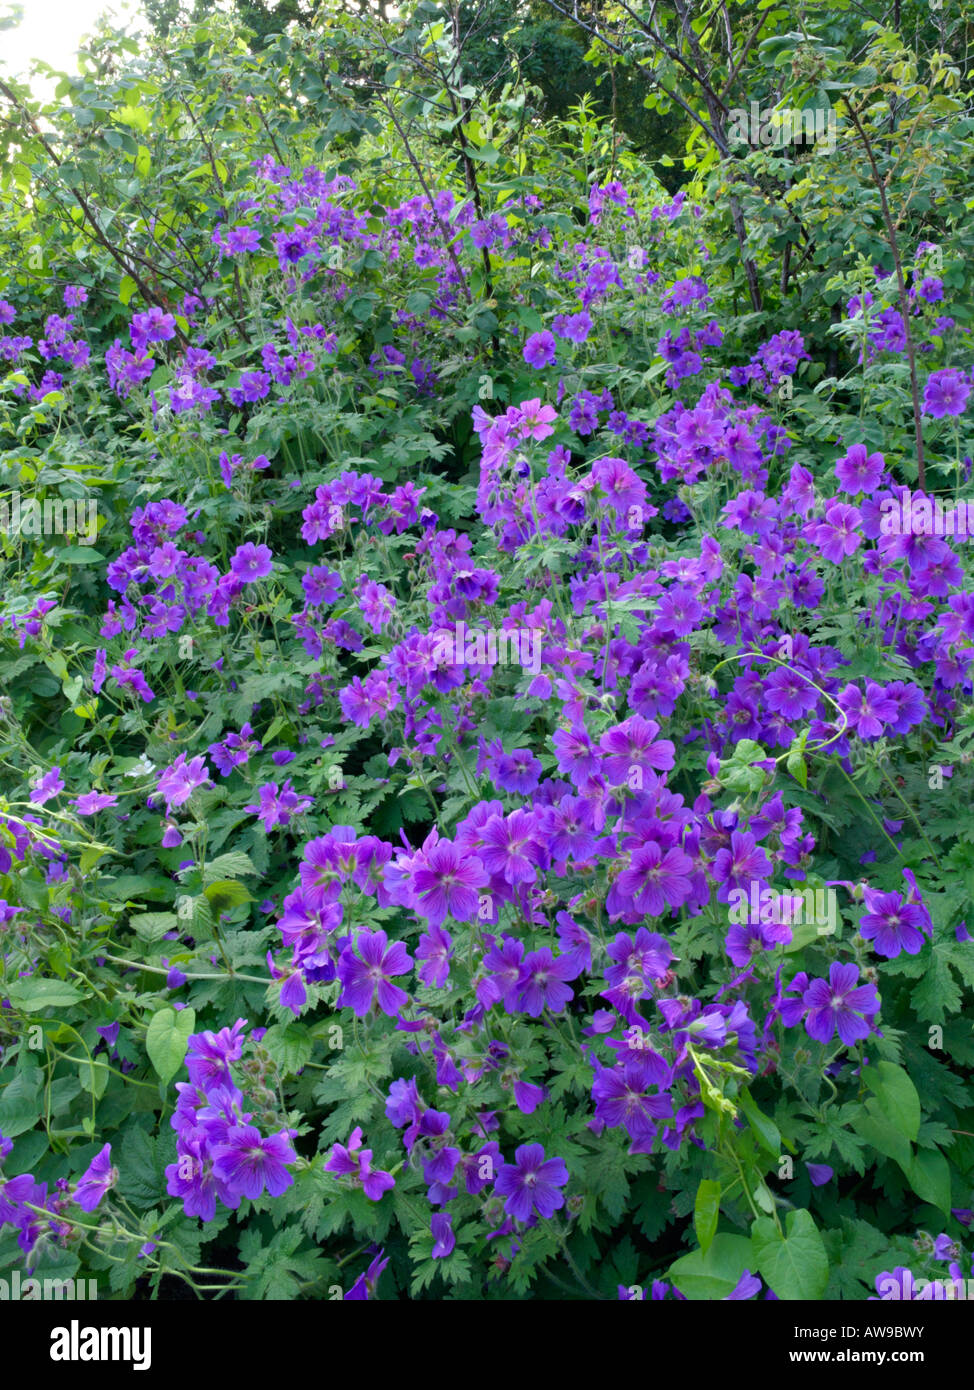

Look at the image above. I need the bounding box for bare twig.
[846,98,925,490]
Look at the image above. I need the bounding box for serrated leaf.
[261,1022,311,1075]
[129,911,178,943]
[203,851,257,884]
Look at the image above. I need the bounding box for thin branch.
[846,97,925,491]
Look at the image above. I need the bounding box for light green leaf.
[145,1006,196,1084]
[752,1209,829,1300]
[693,1179,721,1253]
[667,1234,753,1300]
[4,978,84,1011]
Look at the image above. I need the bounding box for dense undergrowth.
[1,2,974,1301]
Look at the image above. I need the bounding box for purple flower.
[228,370,271,405]
[494,1143,569,1221]
[29,767,64,806]
[130,307,176,350]
[726,1270,763,1300]
[712,832,772,903]
[513,947,576,1016]
[211,1125,296,1202]
[523,331,556,369]
[344,1249,389,1300]
[230,542,273,582]
[72,791,118,815]
[835,444,885,494]
[923,368,970,418]
[324,1127,395,1201]
[185,1018,247,1089]
[803,962,880,1046]
[608,842,693,919]
[415,925,453,988]
[599,714,675,784]
[837,681,898,740]
[303,565,343,606]
[244,780,313,831]
[486,746,542,795]
[73,1143,117,1211]
[513,1080,546,1114]
[813,502,862,564]
[337,929,412,1017]
[859,887,928,957]
[409,840,488,925]
[479,809,547,886]
[224,224,261,255]
[592,1059,673,1140]
[431,1211,455,1258]
[156,753,211,813]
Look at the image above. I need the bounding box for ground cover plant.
[1,0,974,1302]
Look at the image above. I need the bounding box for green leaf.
[785,730,808,788]
[203,879,253,912]
[117,1125,169,1210]
[908,1149,951,1216]
[739,1089,781,1156]
[0,1065,43,1137]
[145,1006,196,1085]
[855,1099,913,1171]
[752,1209,829,1300]
[865,1061,921,1143]
[667,1234,753,1300]
[693,1179,721,1253]
[350,295,375,322]
[129,911,178,943]
[203,851,257,884]
[4,978,84,1011]
[54,547,105,564]
[262,1023,312,1076]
